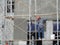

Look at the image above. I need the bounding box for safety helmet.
[36,16,41,20]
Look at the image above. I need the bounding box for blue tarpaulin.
[53,23,60,31]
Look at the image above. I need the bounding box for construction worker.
[27,20,35,45]
[36,16,46,39]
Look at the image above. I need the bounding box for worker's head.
[36,16,41,20]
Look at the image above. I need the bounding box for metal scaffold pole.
[10,0,13,15]
[35,0,37,45]
[56,0,59,45]
[29,0,32,45]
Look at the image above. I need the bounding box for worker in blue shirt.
[36,16,46,39]
[27,20,36,45]
[28,20,35,32]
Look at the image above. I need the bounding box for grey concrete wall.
[15,0,60,19]
[14,0,59,14]
[15,0,29,15]
[14,18,27,40]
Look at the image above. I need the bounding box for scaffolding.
[0,0,60,45]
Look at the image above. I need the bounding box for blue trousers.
[38,28,44,38]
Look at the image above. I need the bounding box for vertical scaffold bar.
[29,0,31,45]
[10,0,12,15]
[56,0,59,45]
[35,0,37,45]
[6,0,7,15]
